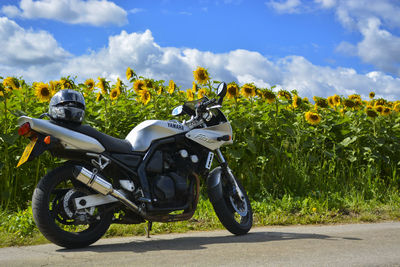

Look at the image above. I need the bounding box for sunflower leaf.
[340,136,357,147]
[0,133,19,145]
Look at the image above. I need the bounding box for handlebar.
[197,98,216,113]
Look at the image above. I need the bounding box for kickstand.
[146,221,152,238]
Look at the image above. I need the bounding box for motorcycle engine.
[153,172,188,201]
[146,147,199,207]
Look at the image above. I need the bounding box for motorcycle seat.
[54,122,133,154]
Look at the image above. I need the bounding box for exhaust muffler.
[73,166,143,215]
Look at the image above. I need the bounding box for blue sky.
[1,0,400,100]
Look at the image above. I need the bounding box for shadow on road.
[59,230,362,253]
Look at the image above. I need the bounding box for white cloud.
[277,56,400,100]
[1,0,128,26]
[1,19,400,101]
[357,18,400,76]
[0,16,70,80]
[332,0,400,29]
[331,1,400,76]
[129,8,145,14]
[314,0,336,9]
[266,0,302,14]
[268,0,400,77]
[335,41,357,56]
[58,29,400,101]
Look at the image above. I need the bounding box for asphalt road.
[1,222,400,267]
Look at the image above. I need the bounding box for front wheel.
[32,164,113,248]
[208,167,253,235]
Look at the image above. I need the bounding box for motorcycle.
[16,82,253,248]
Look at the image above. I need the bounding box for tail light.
[18,122,32,136]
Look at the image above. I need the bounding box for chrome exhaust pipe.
[73,166,144,215]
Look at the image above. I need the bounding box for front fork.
[215,148,227,169]
[215,149,242,198]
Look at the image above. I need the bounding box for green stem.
[3,95,10,208]
[104,98,109,133]
[35,157,41,185]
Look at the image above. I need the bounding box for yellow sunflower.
[374,99,386,107]
[134,80,146,94]
[157,86,163,95]
[365,106,378,118]
[241,84,256,98]
[366,109,378,118]
[349,94,361,101]
[333,94,340,106]
[115,78,123,94]
[49,80,61,94]
[314,97,328,108]
[354,99,363,110]
[393,103,400,112]
[382,107,391,116]
[292,94,301,108]
[369,92,375,99]
[256,89,263,98]
[60,78,73,89]
[126,67,134,81]
[84,78,95,91]
[186,88,195,101]
[110,88,120,101]
[343,99,356,108]
[35,82,52,102]
[139,89,151,105]
[198,88,207,99]
[168,80,176,94]
[278,90,291,100]
[145,79,153,90]
[193,67,209,85]
[264,90,276,104]
[96,92,103,102]
[375,105,384,114]
[192,81,198,92]
[96,77,107,94]
[3,77,19,92]
[0,83,5,97]
[327,96,335,108]
[302,97,310,104]
[226,83,239,99]
[305,111,321,125]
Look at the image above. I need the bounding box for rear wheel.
[32,164,113,248]
[209,167,253,235]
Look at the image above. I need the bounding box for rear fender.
[26,134,59,162]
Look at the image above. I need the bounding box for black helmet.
[49,89,85,124]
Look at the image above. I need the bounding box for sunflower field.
[1,67,400,211]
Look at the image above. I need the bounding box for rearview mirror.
[217,82,227,98]
[217,82,227,105]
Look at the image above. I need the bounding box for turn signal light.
[217,135,231,141]
[44,136,51,144]
[18,122,31,136]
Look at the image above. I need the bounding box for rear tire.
[32,164,113,248]
[209,167,253,235]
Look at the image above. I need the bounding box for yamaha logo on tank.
[167,122,184,130]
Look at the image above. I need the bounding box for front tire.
[208,167,253,235]
[32,164,113,248]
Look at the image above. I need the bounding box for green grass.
[1,193,399,248]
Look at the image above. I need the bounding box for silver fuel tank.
[125,120,189,152]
